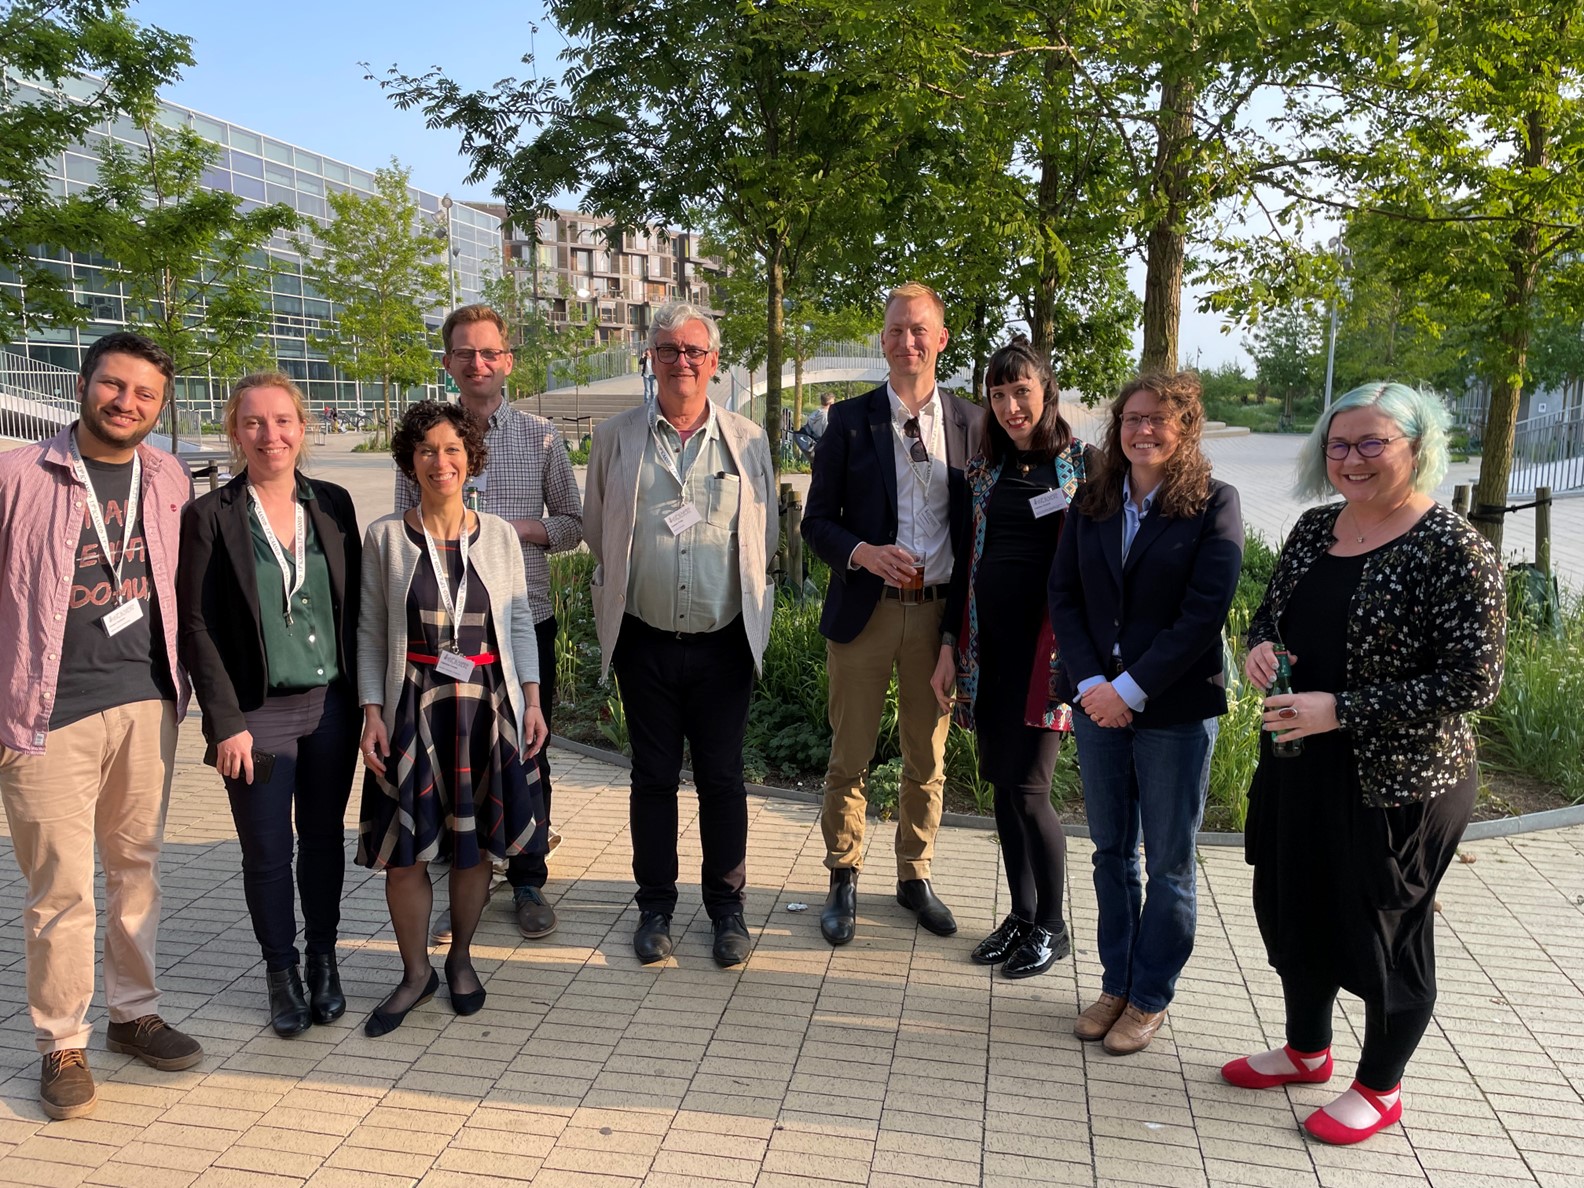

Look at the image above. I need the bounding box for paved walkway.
[0,729,1580,1187]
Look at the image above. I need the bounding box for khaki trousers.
[0,700,176,1052]
[822,599,949,880]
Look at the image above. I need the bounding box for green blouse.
[251,481,339,690]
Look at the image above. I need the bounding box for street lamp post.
[1322,235,1352,411]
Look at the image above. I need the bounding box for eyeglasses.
[448,348,508,363]
[1121,413,1172,431]
[1325,435,1403,460]
[652,344,714,365]
[902,417,928,464]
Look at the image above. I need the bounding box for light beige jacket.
[585,402,778,677]
[357,511,538,742]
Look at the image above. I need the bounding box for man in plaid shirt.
[397,304,583,939]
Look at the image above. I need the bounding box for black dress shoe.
[364,969,439,1038]
[304,952,345,1024]
[633,911,674,964]
[1002,923,1072,979]
[820,869,857,946]
[267,966,311,1037]
[896,879,958,936]
[712,914,751,968]
[971,915,1033,966]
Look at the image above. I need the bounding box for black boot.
[304,952,346,1024]
[820,868,858,946]
[267,966,311,1037]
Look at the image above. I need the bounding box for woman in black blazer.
[178,373,361,1037]
[1048,371,1243,1056]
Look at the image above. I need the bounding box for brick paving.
[0,728,1580,1187]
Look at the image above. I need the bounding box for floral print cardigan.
[1248,502,1506,807]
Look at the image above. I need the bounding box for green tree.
[296,162,447,440]
[0,0,192,337]
[371,0,896,471]
[552,305,604,440]
[1248,297,1322,429]
[85,120,296,450]
[480,265,565,401]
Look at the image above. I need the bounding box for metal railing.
[0,350,80,441]
[546,344,640,390]
[1509,404,1584,495]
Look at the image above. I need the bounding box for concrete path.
[0,732,1580,1186]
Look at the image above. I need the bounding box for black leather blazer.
[802,383,985,644]
[1048,478,1244,728]
[177,470,361,743]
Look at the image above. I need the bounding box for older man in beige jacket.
[585,301,778,968]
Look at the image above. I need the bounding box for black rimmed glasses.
[902,416,929,464]
[652,344,714,365]
[1324,435,1403,461]
[448,348,508,363]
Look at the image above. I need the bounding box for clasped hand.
[1082,682,1133,730]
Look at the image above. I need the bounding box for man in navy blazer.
[802,282,985,945]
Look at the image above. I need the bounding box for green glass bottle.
[1268,647,1303,758]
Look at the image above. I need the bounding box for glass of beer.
[899,550,925,603]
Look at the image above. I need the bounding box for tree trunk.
[794,351,805,421]
[1471,109,1547,553]
[764,236,786,477]
[1030,45,1063,360]
[382,375,393,440]
[1140,69,1196,374]
[970,299,988,401]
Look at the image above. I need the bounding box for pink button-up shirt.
[0,424,192,754]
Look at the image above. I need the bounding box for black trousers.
[612,613,753,921]
[221,683,358,971]
[1283,975,1436,1091]
[507,615,558,891]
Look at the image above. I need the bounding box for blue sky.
[129,0,1250,368]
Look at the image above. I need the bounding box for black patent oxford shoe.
[1002,923,1072,979]
[971,915,1034,966]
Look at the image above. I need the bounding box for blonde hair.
[224,371,311,473]
[885,281,946,323]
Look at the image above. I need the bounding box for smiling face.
[650,317,719,412]
[231,386,304,481]
[882,295,948,387]
[1119,389,1181,480]
[1325,406,1417,508]
[443,317,514,409]
[413,420,471,505]
[988,372,1046,450]
[76,351,168,457]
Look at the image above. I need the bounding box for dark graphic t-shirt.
[49,457,176,730]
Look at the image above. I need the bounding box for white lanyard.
[421,515,470,654]
[650,408,708,489]
[68,433,141,607]
[246,484,307,625]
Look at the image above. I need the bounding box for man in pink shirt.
[0,331,201,1120]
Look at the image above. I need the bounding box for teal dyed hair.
[1294,382,1452,500]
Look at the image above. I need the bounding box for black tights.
[378,861,492,1011]
[1284,975,1436,1091]
[992,780,1067,927]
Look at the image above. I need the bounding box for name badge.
[101,599,144,637]
[665,503,704,535]
[916,506,940,533]
[1030,488,1069,518]
[435,650,476,681]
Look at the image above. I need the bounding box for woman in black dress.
[356,402,548,1036]
[931,336,1089,978]
[1224,382,1505,1144]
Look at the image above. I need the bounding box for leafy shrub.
[1478,592,1584,803]
[867,758,903,819]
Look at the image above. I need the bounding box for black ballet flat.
[363,969,439,1037]
[445,961,486,1017]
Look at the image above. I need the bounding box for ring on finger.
[1277,706,1297,720]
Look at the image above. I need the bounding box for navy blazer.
[1048,478,1243,728]
[177,471,361,744]
[802,383,985,644]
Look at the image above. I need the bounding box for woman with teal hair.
[1221,382,1506,1145]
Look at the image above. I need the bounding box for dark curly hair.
[1082,371,1214,521]
[982,334,1071,467]
[391,400,489,482]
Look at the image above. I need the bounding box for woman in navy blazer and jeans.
[1048,370,1243,1055]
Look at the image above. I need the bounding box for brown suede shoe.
[105,1015,202,1071]
[1073,993,1127,1042]
[40,1049,96,1120]
[1103,1003,1167,1055]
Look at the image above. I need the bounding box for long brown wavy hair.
[1082,371,1214,520]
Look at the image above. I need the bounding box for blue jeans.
[1072,713,1217,1013]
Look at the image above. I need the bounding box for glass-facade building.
[1,74,501,418]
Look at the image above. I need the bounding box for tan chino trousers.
[822,599,949,880]
[0,700,176,1052]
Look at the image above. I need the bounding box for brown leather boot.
[1072,992,1127,1042]
[1103,1003,1167,1055]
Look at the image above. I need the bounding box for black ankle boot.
[267,966,311,1036]
[304,952,346,1024]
